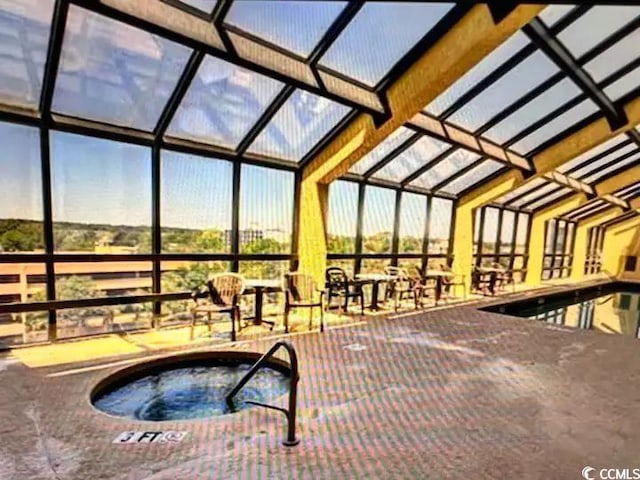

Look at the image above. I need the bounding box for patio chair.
[325,267,364,315]
[412,266,437,308]
[384,266,421,312]
[438,263,467,300]
[191,273,245,341]
[284,272,325,333]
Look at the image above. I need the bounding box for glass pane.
[239,260,290,281]
[167,56,283,149]
[439,159,503,195]
[604,65,640,101]
[360,258,390,275]
[510,182,559,208]
[526,188,572,211]
[569,143,637,178]
[54,261,152,339]
[428,197,452,255]
[483,79,582,144]
[495,177,546,205]
[50,132,151,253]
[509,100,599,155]
[410,149,481,190]
[320,2,454,86]
[499,210,515,253]
[374,135,451,183]
[565,223,575,255]
[544,220,556,254]
[515,213,529,255]
[349,127,414,175]
[247,89,350,161]
[558,6,640,59]
[398,192,426,253]
[162,260,228,293]
[180,0,217,15]
[538,4,576,27]
[226,1,346,57]
[0,0,54,108]
[362,186,395,254]
[426,31,529,116]
[239,164,294,254]
[554,222,566,254]
[161,260,230,326]
[0,122,43,253]
[581,152,640,184]
[327,180,358,254]
[557,133,627,173]
[0,264,48,345]
[481,207,499,254]
[161,151,232,253]
[584,30,640,83]
[447,52,559,131]
[53,6,192,130]
[325,259,355,278]
[473,208,481,254]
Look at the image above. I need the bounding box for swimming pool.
[484,283,640,339]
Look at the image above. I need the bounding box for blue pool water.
[488,286,640,339]
[93,364,290,421]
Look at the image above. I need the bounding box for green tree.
[195,229,224,252]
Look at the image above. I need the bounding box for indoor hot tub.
[91,350,293,422]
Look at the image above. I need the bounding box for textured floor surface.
[1,286,639,479]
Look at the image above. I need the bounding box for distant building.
[224,229,264,248]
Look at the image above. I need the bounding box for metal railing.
[226,340,300,447]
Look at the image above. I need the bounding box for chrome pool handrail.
[225,340,300,447]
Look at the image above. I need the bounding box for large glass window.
[0,122,43,253]
[473,207,529,283]
[542,218,576,280]
[50,132,151,253]
[0,0,55,108]
[499,210,515,254]
[320,2,453,86]
[349,127,414,176]
[247,89,350,162]
[585,226,605,275]
[226,1,346,57]
[327,180,358,254]
[161,151,233,253]
[166,56,283,149]
[398,192,427,254]
[53,6,192,130]
[239,164,294,254]
[361,186,395,254]
[54,260,153,339]
[447,51,559,132]
[428,197,452,255]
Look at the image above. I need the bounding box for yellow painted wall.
[603,219,640,279]
[570,209,622,280]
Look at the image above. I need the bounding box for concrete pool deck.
[2,284,640,479]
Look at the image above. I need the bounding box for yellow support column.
[525,195,586,286]
[570,209,622,280]
[453,170,523,293]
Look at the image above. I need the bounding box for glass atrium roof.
[0,1,639,201]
